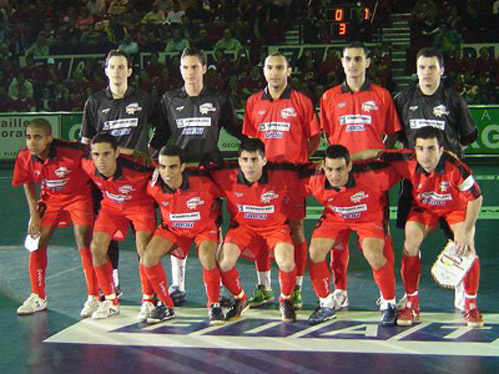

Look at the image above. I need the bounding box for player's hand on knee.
[454,228,473,256]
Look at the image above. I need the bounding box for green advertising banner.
[1,105,498,160]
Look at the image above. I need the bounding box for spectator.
[192,28,212,51]
[164,29,189,53]
[86,0,107,17]
[108,0,128,17]
[214,28,242,54]
[142,2,166,25]
[433,23,463,57]
[13,86,36,111]
[25,31,49,57]
[145,52,164,77]
[0,86,16,112]
[8,72,34,100]
[118,33,139,55]
[164,1,185,25]
[76,7,95,32]
[37,88,55,111]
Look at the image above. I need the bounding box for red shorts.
[407,206,466,230]
[40,193,94,227]
[154,224,219,259]
[312,218,386,243]
[94,204,156,239]
[224,225,292,261]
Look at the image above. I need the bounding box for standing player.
[82,133,157,320]
[142,145,225,325]
[211,139,298,322]
[394,47,478,311]
[12,119,99,318]
[81,49,157,304]
[378,127,483,327]
[151,47,245,306]
[303,145,400,326]
[320,42,402,309]
[243,52,321,310]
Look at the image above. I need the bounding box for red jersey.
[301,161,400,223]
[210,163,295,229]
[147,169,223,236]
[243,86,320,164]
[379,149,482,215]
[12,139,91,201]
[81,155,154,211]
[320,81,401,153]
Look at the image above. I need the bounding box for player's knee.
[199,249,217,270]
[364,249,386,269]
[309,246,326,263]
[403,237,421,256]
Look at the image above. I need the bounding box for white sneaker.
[17,293,48,315]
[332,289,349,310]
[137,301,156,322]
[80,295,99,318]
[454,281,465,312]
[91,300,120,319]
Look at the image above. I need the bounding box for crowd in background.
[0,0,497,112]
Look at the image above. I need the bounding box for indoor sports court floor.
[1,166,498,374]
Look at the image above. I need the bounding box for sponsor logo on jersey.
[238,204,275,214]
[161,201,169,207]
[433,105,449,117]
[103,118,139,130]
[170,212,201,221]
[350,191,369,203]
[110,128,131,137]
[181,127,204,135]
[417,191,452,205]
[172,222,194,228]
[176,117,212,128]
[410,105,418,111]
[54,167,70,178]
[118,185,135,194]
[439,181,450,192]
[409,119,446,130]
[258,109,266,116]
[234,192,244,198]
[95,181,102,187]
[243,213,268,220]
[105,191,132,204]
[280,107,297,119]
[337,102,346,108]
[328,204,367,218]
[258,122,291,132]
[264,131,284,139]
[125,102,142,115]
[44,178,69,190]
[176,106,185,111]
[361,101,378,112]
[186,197,205,210]
[199,103,216,114]
[339,115,371,131]
[261,191,278,203]
[34,170,41,177]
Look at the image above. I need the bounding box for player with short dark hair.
[379,127,483,327]
[210,139,299,322]
[151,47,245,306]
[13,119,99,317]
[243,52,321,310]
[319,41,402,311]
[394,46,478,312]
[141,145,226,325]
[82,133,157,320]
[303,145,401,326]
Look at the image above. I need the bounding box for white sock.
[112,269,119,287]
[171,256,187,292]
[319,294,334,309]
[257,270,272,289]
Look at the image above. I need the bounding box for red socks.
[401,253,421,295]
[29,246,48,299]
[308,260,331,298]
[331,241,349,290]
[143,263,174,307]
[203,267,221,306]
[94,262,115,297]
[139,263,155,296]
[220,267,243,296]
[464,258,480,307]
[278,267,297,299]
[372,260,396,300]
[255,246,271,272]
[79,248,99,296]
[294,241,308,277]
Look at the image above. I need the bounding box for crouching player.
[82,133,157,320]
[303,145,401,326]
[210,139,298,322]
[378,127,484,327]
[12,118,99,317]
[142,145,224,324]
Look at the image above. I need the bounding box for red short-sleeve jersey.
[147,169,223,236]
[82,155,155,211]
[320,81,401,153]
[380,149,482,215]
[210,163,295,230]
[243,86,320,164]
[301,161,400,223]
[12,139,91,201]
